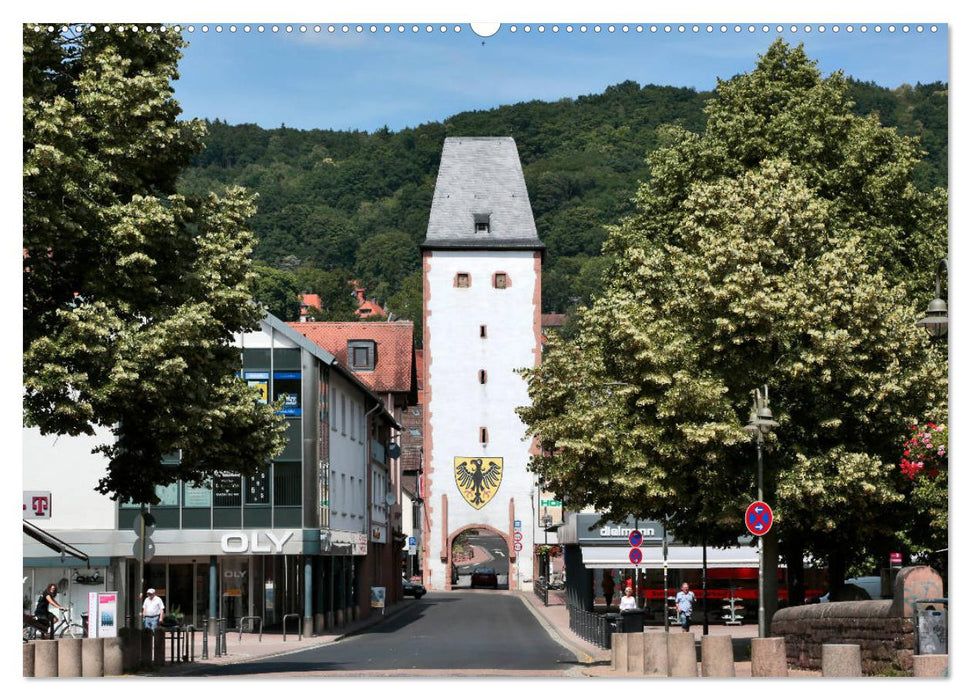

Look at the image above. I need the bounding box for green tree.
[518,41,947,606]
[23,25,285,504]
[386,270,424,347]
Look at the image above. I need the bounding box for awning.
[23,520,90,564]
[580,545,759,569]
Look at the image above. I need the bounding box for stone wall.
[771,566,943,676]
[772,600,913,674]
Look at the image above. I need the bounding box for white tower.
[421,137,545,591]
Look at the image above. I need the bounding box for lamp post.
[916,257,948,338]
[744,385,779,638]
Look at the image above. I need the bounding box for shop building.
[23,312,400,635]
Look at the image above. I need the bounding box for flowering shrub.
[536,544,561,558]
[900,421,947,480]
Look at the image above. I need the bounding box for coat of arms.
[454,457,503,510]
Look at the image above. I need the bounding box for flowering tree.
[899,421,948,556]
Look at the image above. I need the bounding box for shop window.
[274,371,301,416]
[213,472,242,508]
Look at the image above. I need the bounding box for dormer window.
[474,213,491,234]
[348,340,376,371]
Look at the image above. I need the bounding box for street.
[179,591,579,677]
[453,532,510,588]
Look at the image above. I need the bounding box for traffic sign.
[745,501,773,536]
[629,548,643,565]
[514,542,523,552]
[408,537,416,546]
[513,531,523,541]
[629,530,643,547]
[132,511,156,537]
[890,552,902,566]
[513,520,521,528]
[132,538,156,562]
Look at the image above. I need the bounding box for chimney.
[355,286,367,305]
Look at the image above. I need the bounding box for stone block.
[57,637,82,677]
[104,637,124,676]
[701,635,735,677]
[913,654,948,677]
[81,637,104,677]
[33,639,58,677]
[752,637,788,677]
[822,643,862,677]
[642,631,669,676]
[23,643,35,678]
[611,633,629,672]
[153,628,165,667]
[892,566,944,618]
[667,632,697,677]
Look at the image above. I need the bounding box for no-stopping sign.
[745,501,773,536]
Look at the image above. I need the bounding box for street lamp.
[916,258,948,338]
[744,385,779,638]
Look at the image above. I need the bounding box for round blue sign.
[745,501,773,536]
[629,547,643,565]
[628,530,643,547]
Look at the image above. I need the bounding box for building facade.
[421,137,545,591]
[23,313,399,634]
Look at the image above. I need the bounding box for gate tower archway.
[447,523,511,590]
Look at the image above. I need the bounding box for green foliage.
[518,41,947,577]
[180,73,945,320]
[23,25,286,504]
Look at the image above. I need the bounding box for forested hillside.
[177,78,947,339]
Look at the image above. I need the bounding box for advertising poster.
[370,586,386,614]
[98,592,119,638]
[87,592,99,637]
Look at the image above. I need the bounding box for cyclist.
[34,583,67,639]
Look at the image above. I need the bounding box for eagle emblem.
[454,457,503,510]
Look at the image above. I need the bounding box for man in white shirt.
[141,588,165,630]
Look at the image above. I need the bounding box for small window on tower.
[474,213,490,234]
[494,273,508,289]
[456,273,471,288]
[478,370,487,384]
[479,427,489,444]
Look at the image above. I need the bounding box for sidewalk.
[152,599,420,676]
[516,590,821,677]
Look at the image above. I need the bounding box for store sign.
[220,530,294,554]
[23,491,52,519]
[323,530,368,556]
[575,514,664,545]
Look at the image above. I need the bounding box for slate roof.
[422,137,544,252]
[287,321,416,398]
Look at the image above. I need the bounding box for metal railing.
[567,604,612,649]
[534,578,549,607]
[282,613,302,642]
[161,625,196,664]
[238,615,264,643]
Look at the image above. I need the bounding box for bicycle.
[23,605,84,640]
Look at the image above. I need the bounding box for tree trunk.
[782,539,806,605]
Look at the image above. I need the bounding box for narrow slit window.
[478,370,487,384]
[479,427,489,444]
[480,325,487,338]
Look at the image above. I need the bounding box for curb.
[515,592,596,665]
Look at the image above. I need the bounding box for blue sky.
[173,23,949,132]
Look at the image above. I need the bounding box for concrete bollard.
[611,633,630,672]
[314,613,325,635]
[23,643,35,677]
[701,635,735,677]
[153,629,166,668]
[751,637,788,677]
[643,631,669,676]
[82,637,105,677]
[57,637,83,677]
[913,654,948,677]
[33,639,58,677]
[627,631,645,674]
[822,644,862,677]
[667,632,698,677]
[104,637,124,676]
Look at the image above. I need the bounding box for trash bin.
[620,609,645,633]
[81,612,89,637]
[915,601,948,654]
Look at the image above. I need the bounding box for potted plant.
[161,605,184,627]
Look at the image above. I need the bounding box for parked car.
[470,567,498,589]
[818,576,884,603]
[402,578,426,599]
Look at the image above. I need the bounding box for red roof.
[287,321,416,396]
